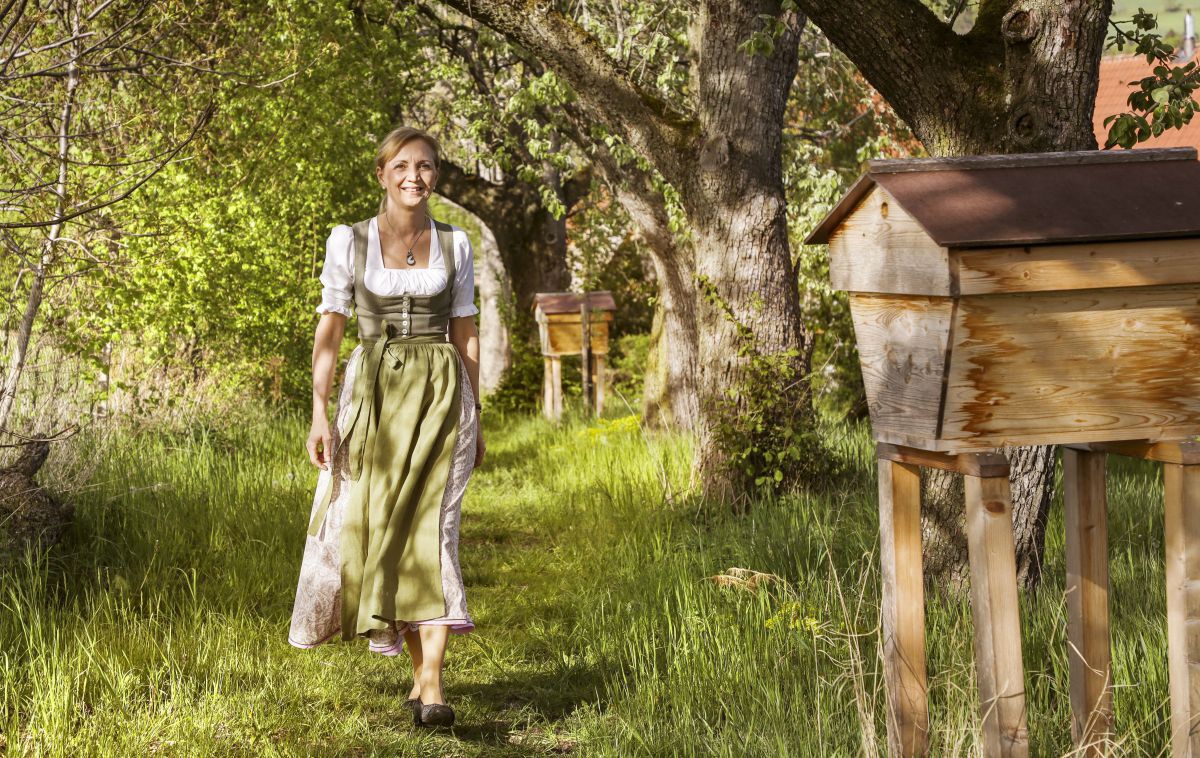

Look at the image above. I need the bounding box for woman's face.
[377,139,438,212]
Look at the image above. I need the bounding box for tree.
[795,0,1113,589]
[431,0,814,499]
[0,0,217,438]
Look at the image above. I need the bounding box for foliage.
[696,275,825,495]
[1104,9,1200,148]
[607,332,651,409]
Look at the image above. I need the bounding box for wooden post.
[965,468,1030,758]
[1063,448,1113,754]
[580,294,593,415]
[542,355,563,421]
[593,353,606,417]
[878,458,929,757]
[1165,462,1200,757]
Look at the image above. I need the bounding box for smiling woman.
[288,126,484,730]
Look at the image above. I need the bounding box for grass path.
[0,408,1185,755]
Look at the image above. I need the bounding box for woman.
[288,126,484,729]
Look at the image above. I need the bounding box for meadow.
[0,405,1181,756]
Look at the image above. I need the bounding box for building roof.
[1093,52,1200,150]
[532,291,616,314]
[805,148,1200,248]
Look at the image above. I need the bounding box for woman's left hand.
[474,428,486,469]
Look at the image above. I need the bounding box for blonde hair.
[375,126,441,171]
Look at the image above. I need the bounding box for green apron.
[312,217,464,639]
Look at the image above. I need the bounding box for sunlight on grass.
[0,408,1179,755]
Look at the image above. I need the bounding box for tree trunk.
[687,1,811,498]
[587,146,699,431]
[798,0,1112,590]
[435,160,579,389]
[475,222,511,395]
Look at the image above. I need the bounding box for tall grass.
[0,405,1179,755]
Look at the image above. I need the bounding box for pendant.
[406,251,416,266]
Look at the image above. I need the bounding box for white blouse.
[316,217,478,319]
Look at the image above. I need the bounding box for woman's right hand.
[307,415,333,470]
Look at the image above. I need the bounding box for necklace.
[383,207,425,266]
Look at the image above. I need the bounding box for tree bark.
[474,222,511,395]
[798,0,1112,590]
[688,1,810,498]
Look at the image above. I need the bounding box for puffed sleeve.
[450,227,479,318]
[316,224,354,317]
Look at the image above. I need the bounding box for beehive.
[807,148,1200,453]
[532,291,615,356]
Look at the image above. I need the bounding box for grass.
[0,404,1182,755]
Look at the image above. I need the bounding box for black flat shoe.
[414,700,455,728]
[402,696,420,713]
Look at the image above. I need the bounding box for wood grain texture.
[965,474,1030,758]
[878,459,930,757]
[849,293,953,443]
[829,186,952,296]
[940,284,1200,449]
[1063,448,1114,754]
[546,322,611,356]
[1067,440,1200,465]
[956,239,1200,296]
[877,442,1009,478]
[1165,463,1200,757]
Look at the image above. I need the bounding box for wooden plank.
[878,458,929,757]
[542,357,555,421]
[869,147,1196,173]
[1063,448,1114,754]
[940,284,1200,449]
[1165,463,1200,757]
[849,293,953,444]
[593,354,606,418]
[1068,440,1200,466]
[876,442,1009,478]
[956,238,1200,296]
[547,322,610,356]
[828,186,953,297]
[965,473,1030,757]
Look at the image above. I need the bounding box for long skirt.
[288,338,478,655]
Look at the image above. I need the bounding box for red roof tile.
[1093,53,1200,150]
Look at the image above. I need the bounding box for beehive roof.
[532,291,616,314]
[805,148,1200,248]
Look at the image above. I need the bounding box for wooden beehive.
[807,148,1200,453]
[533,291,615,356]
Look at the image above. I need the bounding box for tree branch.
[429,0,697,188]
[794,0,982,136]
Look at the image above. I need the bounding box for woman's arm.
[306,312,346,469]
[449,315,485,467]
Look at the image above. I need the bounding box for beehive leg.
[965,466,1030,758]
[542,356,555,421]
[878,458,929,757]
[550,356,563,421]
[1165,462,1200,757]
[1063,448,1113,755]
[593,354,606,417]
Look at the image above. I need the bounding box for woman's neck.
[381,203,427,237]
